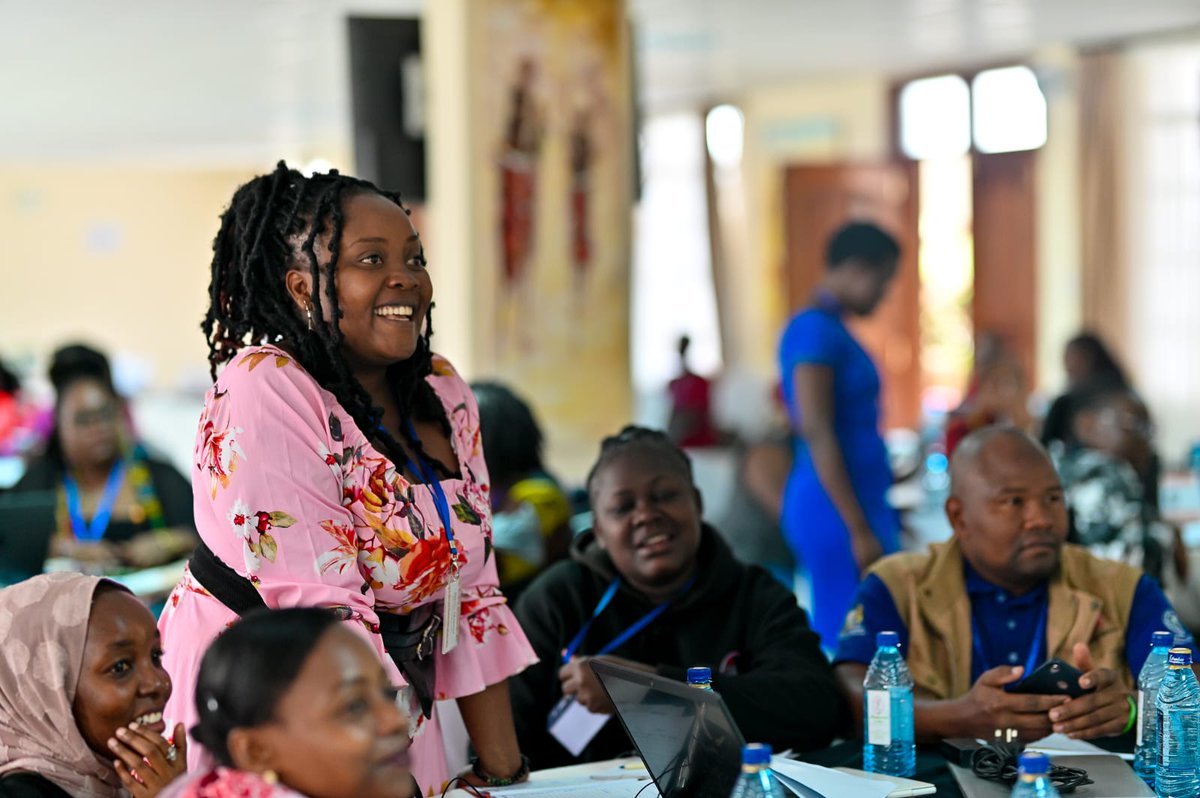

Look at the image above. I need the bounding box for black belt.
[187,541,441,718]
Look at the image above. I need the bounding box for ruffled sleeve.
[426,357,538,700]
[194,347,401,683]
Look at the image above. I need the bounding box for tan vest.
[868,538,1142,699]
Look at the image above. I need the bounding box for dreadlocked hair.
[585,425,695,497]
[203,161,455,477]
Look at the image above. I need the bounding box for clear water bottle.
[863,631,916,777]
[1010,751,1060,798]
[1136,631,1175,787]
[1156,647,1200,798]
[728,743,786,798]
[688,666,713,691]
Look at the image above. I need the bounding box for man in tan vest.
[833,427,1192,742]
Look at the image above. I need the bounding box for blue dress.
[778,303,900,649]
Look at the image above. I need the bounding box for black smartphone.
[1007,658,1095,698]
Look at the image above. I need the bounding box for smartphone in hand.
[1007,658,1095,698]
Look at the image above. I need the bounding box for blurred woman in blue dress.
[778,222,901,649]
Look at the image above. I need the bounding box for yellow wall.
[0,167,255,389]
[428,0,634,482]
[736,74,891,377]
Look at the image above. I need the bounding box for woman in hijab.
[0,573,186,798]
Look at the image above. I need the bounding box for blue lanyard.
[971,597,1048,677]
[401,421,456,559]
[561,575,696,665]
[63,460,128,543]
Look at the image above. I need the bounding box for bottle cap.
[1152,631,1174,648]
[742,743,772,766]
[1169,648,1193,667]
[1017,751,1050,776]
[687,666,712,684]
[876,631,900,649]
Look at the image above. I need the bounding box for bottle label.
[1137,690,1144,747]
[866,689,892,746]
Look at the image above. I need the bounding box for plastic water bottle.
[863,631,916,777]
[687,666,713,691]
[728,743,786,798]
[1136,631,1175,787]
[1156,647,1200,797]
[1010,751,1060,797]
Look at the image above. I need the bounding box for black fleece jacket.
[510,524,846,768]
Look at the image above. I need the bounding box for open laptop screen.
[590,659,744,798]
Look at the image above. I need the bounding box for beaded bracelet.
[469,754,530,787]
[1122,694,1137,735]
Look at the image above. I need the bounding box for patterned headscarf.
[0,573,125,798]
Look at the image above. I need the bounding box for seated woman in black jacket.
[12,344,194,574]
[510,426,845,769]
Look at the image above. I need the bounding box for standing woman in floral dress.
[158,163,537,796]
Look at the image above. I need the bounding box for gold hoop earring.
[305,304,315,331]
[262,770,279,785]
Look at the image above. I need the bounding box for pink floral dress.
[158,345,537,796]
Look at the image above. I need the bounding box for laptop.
[0,490,58,582]
[591,659,745,798]
[591,660,935,798]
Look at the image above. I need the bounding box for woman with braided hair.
[158,163,536,795]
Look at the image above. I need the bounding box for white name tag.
[866,689,892,746]
[548,695,611,756]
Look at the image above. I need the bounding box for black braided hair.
[585,425,695,498]
[203,161,455,476]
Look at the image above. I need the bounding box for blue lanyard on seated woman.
[401,419,461,655]
[63,459,128,543]
[561,575,697,665]
[971,600,1048,679]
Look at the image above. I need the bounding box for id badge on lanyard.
[403,421,461,655]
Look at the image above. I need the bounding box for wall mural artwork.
[471,0,632,477]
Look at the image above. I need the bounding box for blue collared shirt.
[834,565,1193,681]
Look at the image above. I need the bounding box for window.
[899,75,971,160]
[898,65,1047,157]
[972,66,1047,154]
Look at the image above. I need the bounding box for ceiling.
[2,0,1198,164]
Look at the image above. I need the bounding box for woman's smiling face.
[590,444,703,602]
[72,588,171,756]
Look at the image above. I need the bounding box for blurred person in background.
[778,221,902,648]
[712,380,795,586]
[666,335,720,449]
[471,381,571,600]
[1041,332,1130,452]
[0,359,23,456]
[11,344,195,571]
[1053,382,1199,627]
[944,335,1032,457]
[0,357,50,465]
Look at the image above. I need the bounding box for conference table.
[447,735,1151,798]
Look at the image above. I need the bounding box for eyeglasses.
[70,404,119,428]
